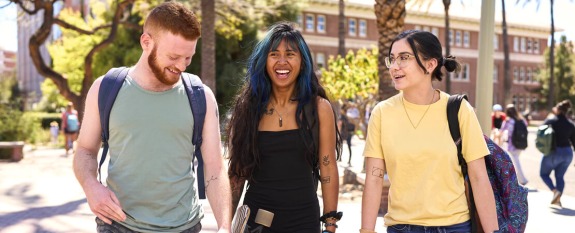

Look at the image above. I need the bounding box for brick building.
[0,49,17,76]
[299,0,549,114]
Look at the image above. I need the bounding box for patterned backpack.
[447,95,528,233]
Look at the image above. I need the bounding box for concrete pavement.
[1,129,574,232]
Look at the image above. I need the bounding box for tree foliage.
[535,35,575,108]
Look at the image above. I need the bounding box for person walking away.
[499,104,529,185]
[360,30,498,233]
[72,2,232,232]
[62,102,80,156]
[338,107,354,166]
[50,121,59,147]
[227,22,342,233]
[540,100,575,207]
[491,104,506,145]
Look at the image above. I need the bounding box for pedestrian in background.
[338,106,354,166]
[226,22,342,233]
[491,104,506,145]
[61,102,79,156]
[72,2,231,232]
[360,30,498,233]
[540,100,575,207]
[50,121,59,146]
[500,104,529,185]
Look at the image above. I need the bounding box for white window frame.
[452,63,469,81]
[449,30,454,46]
[513,67,518,82]
[359,19,367,37]
[423,26,430,32]
[431,27,439,38]
[305,14,315,32]
[493,34,499,50]
[513,37,519,52]
[521,37,526,52]
[527,38,532,53]
[533,39,539,54]
[296,14,303,29]
[519,67,525,83]
[463,31,470,48]
[414,25,421,30]
[348,18,357,36]
[455,30,462,46]
[316,15,326,33]
[316,53,326,69]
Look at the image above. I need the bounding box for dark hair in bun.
[389,30,461,82]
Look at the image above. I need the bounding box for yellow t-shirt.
[363,91,489,226]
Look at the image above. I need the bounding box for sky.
[0,0,574,52]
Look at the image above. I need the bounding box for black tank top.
[243,129,320,233]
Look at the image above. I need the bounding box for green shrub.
[0,104,42,144]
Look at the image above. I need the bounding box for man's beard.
[148,46,180,86]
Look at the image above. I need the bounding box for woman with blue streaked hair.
[226,22,342,233]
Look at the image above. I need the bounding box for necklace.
[269,103,289,127]
[402,90,436,129]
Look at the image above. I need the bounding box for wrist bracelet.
[319,211,343,223]
[322,230,334,233]
[324,222,338,228]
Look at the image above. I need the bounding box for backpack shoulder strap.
[447,94,479,233]
[97,67,130,182]
[181,72,207,199]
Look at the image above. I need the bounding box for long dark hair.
[226,22,342,182]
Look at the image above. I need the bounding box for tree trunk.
[374,0,405,101]
[443,0,451,93]
[338,0,345,57]
[547,0,556,109]
[201,0,216,92]
[18,0,134,122]
[501,0,512,105]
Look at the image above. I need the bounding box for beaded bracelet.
[324,222,338,228]
[319,211,343,223]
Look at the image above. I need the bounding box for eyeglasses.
[384,54,415,68]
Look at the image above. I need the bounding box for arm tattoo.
[205,175,218,189]
[322,154,330,166]
[371,166,384,179]
[321,176,331,183]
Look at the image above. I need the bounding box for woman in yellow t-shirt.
[360,30,499,233]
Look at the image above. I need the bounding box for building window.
[526,67,532,83]
[463,31,470,48]
[453,63,469,81]
[431,27,439,38]
[359,20,367,37]
[513,95,518,105]
[296,14,303,29]
[493,34,499,50]
[348,18,357,36]
[449,30,454,46]
[305,14,314,32]
[533,39,539,54]
[423,26,430,32]
[493,64,498,83]
[317,15,326,33]
[513,67,518,82]
[520,37,526,52]
[414,25,421,30]
[316,53,325,69]
[513,37,519,52]
[527,38,532,53]
[455,30,462,46]
[519,67,525,82]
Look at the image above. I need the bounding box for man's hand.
[85,182,126,224]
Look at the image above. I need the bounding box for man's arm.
[317,98,339,233]
[73,77,126,224]
[201,85,232,232]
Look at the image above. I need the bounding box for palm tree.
[502,0,512,105]
[374,0,406,100]
[201,0,216,92]
[338,0,345,57]
[517,0,560,109]
[442,0,452,93]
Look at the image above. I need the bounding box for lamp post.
[475,0,496,133]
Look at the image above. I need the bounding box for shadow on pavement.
[551,207,575,216]
[0,199,87,228]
